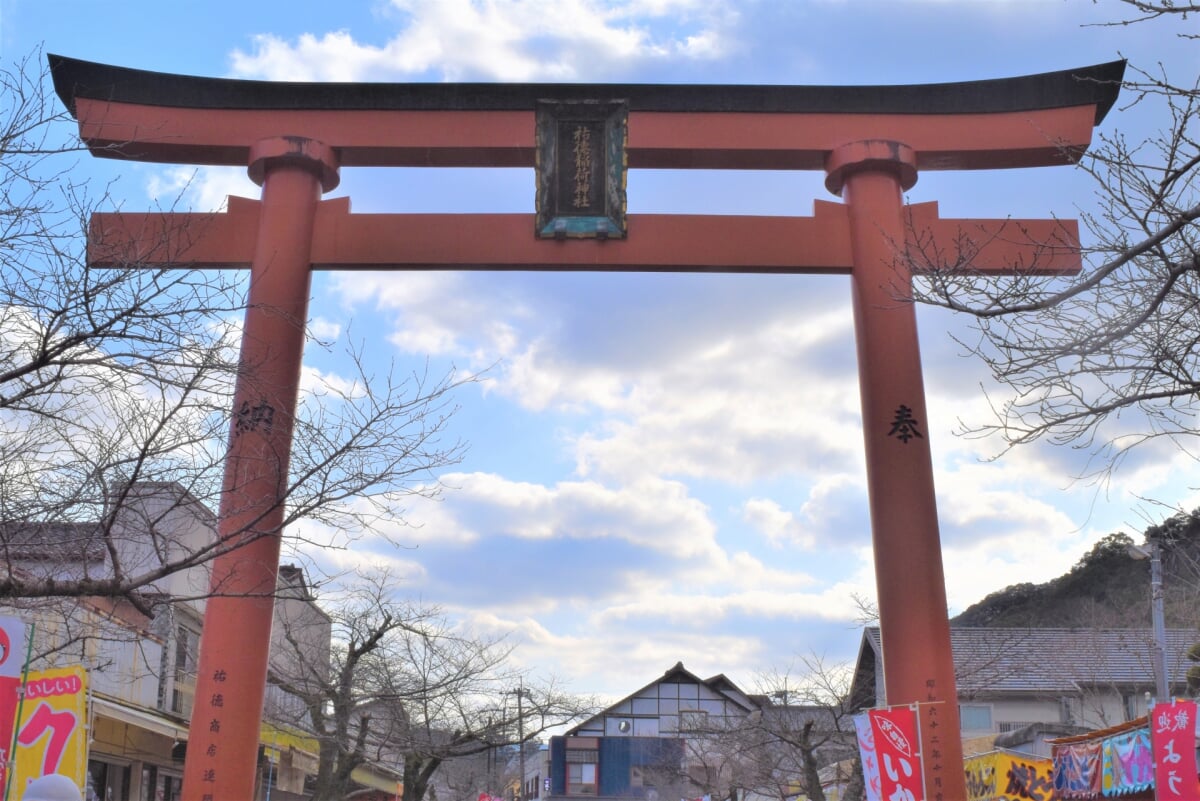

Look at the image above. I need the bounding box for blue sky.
[3,1,1196,701]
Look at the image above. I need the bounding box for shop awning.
[351,764,401,795]
[92,697,189,741]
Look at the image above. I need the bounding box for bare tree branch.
[266,572,594,801]
[912,53,1200,480]
[0,50,473,620]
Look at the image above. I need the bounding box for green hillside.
[950,509,1200,629]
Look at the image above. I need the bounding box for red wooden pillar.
[826,141,966,801]
[181,137,339,801]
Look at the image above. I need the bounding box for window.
[140,766,181,801]
[959,704,993,732]
[567,763,597,795]
[171,624,200,715]
[632,698,658,715]
[88,759,130,801]
[633,718,659,737]
[1123,693,1143,722]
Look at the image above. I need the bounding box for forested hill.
[950,508,1200,629]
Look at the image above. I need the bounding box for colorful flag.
[1101,726,1153,795]
[1150,699,1200,801]
[869,706,924,801]
[0,618,25,681]
[855,713,883,801]
[0,616,26,793]
[964,751,1056,801]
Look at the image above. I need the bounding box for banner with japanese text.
[10,666,88,798]
[964,751,1055,801]
[1151,699,1200,801]
[869,706,924,801]
[0,615,26,793]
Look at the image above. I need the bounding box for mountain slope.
[951,510,1200,629]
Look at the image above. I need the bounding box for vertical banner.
[1150,699,1200,801]
[0,616,25,794]
[855,713,883,801]
[869,706,925,801]
[10,666,88,798]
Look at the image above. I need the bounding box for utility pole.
[1128,543,1170,703]
[510,686,532,801]
[518,687,526,801]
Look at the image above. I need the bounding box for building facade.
[850,626,1200,742]
[0,481,398,801]
[544,662,838,801]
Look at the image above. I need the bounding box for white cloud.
[229,0,738,82]
[742,497,816,549]
[145,166,259,213]
[436,471,720,557]
[309,317,342,342]
[298,364,364,399]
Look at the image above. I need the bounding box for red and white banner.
[869,706,924,801]
[1150,699,1200,801]
[855,712,883,801]
[0,615,26,679]
[0,615,26,792]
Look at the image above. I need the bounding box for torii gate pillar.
[829,141,960,795]
[183,137,339,800]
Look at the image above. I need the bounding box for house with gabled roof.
[850,626,1200,744]
[566,662,761,741]
[546,662,761,801]
[545,662,859,801]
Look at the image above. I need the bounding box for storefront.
[89,696,189,801]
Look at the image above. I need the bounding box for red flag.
[0,615,27,791]
[869,706,924,801]
[1151,699,1200,801]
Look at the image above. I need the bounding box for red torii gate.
[51,55,1123,801]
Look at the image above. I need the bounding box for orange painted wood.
[74,97,1098,171]
[177,150,329,801]
[841,156,968,801]
[90,199,1081,275]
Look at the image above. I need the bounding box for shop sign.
[10,665,88,796]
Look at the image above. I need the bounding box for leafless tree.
[1096,1,1200,32]
[911,4,1200,487]
[749,660,860,801]
[676,658,860,801]
[267,573,593,801]
[0,48,470,633]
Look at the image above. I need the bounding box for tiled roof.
[864,626,1199,694]
[0,522,106,562]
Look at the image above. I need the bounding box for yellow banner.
[963,751,1054,801]
[10,666,89,796]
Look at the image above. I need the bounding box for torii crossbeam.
[51,55,1123,801]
